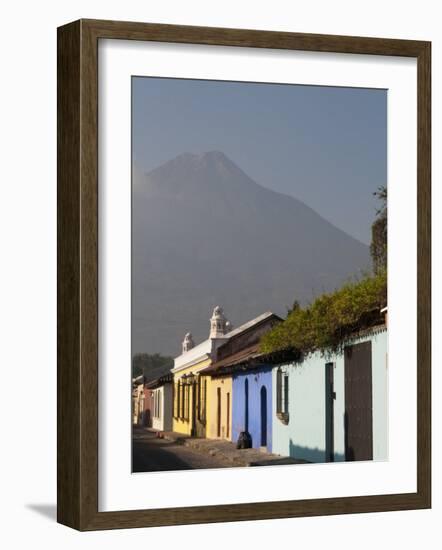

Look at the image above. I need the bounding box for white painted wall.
[371,330,389,460]
[151,384,173,432]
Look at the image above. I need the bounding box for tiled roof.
[145,372,174,389]
[201,345,300,376]
[222,311,278,339]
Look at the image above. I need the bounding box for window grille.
[276,368,282,413]
[201,377,207,423]
[175,382,180,418]
[184,384,189,421]
[173,384,178,417]
[196,377,201,421]
[180,381,185,419]
[283,374,289,414]
[276,368,289,423]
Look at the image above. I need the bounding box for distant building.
[132,361,175,429]
[145,373,174,432]
[132,375,145,425]
[143,381,153,428]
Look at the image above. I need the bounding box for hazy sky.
[133,77,387,244]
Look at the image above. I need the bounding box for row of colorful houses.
[133,305,388,463]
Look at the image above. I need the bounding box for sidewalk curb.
[182,438,263,467]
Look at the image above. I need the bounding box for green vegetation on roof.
[260,271,387,356]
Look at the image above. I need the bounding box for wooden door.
[325,362,335,462]
[194,377,207,438]
[217,387,221,438]
[226,392,230,439]
[344,341,373,461]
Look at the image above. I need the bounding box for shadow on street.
[132,428,231,473]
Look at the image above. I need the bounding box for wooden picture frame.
[57,18,431,531]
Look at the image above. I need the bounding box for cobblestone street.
[132,428,231,472]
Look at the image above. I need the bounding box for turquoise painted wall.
[272,328,387,463]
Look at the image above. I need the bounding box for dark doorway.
[244,378,249,432]
[217,387,221,438]
[260,386,267,447]
[344,341,373,461]
[194,377,207,438]
[226,392,230,439]
[325,362,335,462]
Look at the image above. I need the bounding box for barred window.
[155,390,161,418]
[276,368,289,417]
[196,376,201,421]
[180,381,185,419]
[283,373,289,414]
[173,384,178,417]
[184,384,189,421]
[175,383,180,418]
[200,377,207,423]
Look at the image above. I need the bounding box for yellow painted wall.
[172,358,211,435]
[206,375,233,441]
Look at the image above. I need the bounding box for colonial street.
[132,428,231,472]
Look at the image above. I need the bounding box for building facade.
[132,375,145,425]
[143,382,153,428]
[205,374,232,440]
[271,324,388,463]
[171,307,232,436]
[146,373,173,432]
[204,312,282,449]
[232,366,273,451]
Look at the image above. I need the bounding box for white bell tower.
[182,332,194,353]
[210,306,229,338]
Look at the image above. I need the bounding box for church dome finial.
[210,306,229,338]
[182,332,194,353]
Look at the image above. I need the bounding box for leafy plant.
[370,186,387,274]
[260,271,387,356]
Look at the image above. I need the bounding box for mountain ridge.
[136,151,367,247]
[132,151,371,356]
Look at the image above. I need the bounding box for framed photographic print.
[57,19,431,530]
